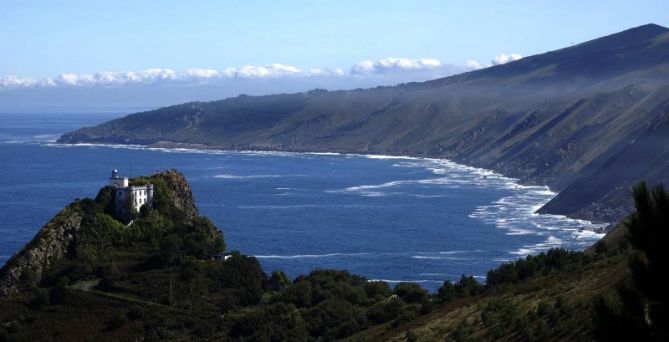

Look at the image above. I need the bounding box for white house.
[110,169,154,217]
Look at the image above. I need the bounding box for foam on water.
[411,255,469,260]
[36,142,609,287]
[369,279,444,284]
[329,156,607,256]
[214,174,285,179]
[52,144,608,253]
[255,252,370,259]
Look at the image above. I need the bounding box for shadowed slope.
[59,24,669,222]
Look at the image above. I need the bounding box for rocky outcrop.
[0,169,211,297]
[0,206,83,296]
[156,169,199,220]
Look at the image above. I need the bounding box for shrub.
[49,278,70,304]
[364,281,392,301]
[438,275,485,303]
[486,249,590,287]
[29,288,50,309]
[394,283,428,304]
[268,270,291,292]
[127,305,145,321]
[406,330,418,342]
[108,311,128,330]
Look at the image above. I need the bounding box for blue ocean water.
[0,112,606,291]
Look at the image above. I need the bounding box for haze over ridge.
[59,24,669,223]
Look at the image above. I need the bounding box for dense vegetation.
[0,173,445,340]
[1,175,665,341]
[593,182,669,340]
[485,248,596,287]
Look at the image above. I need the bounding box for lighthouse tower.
[109,169,129,188]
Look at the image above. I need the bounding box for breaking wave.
[214,174,284,179]
[368,279,444,284]
[255,252,370,259]
[47,142,608,258]
[329,155,607,256]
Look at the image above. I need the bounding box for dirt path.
[71,278,165,307]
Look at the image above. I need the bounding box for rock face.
[158,169,199,220]
[0,169,206,297]
[0,207,82,296]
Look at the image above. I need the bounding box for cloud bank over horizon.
[0,57,457,90]
[0,54,522,109]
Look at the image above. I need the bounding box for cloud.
[0,75,48,88]
[0,65,342,90]
[351,58,442,74]
[491,53,523,66]
[465,53,523,70]
[465,59,484,70]
[0,58,453,91]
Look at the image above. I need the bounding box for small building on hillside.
[109,169,154,218]
[212,252,234,262]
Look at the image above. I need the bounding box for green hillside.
[2,170,665,341]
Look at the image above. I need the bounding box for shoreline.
[49,140,611,237]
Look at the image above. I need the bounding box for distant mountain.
[59,24,669,223]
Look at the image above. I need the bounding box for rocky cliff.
[0,206,83,296]
[158,169,199,220]
[0,169,215,297]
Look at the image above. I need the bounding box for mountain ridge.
[59,23,669,223]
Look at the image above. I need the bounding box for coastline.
[0,135,610,285]
[49,140,610,240]
[58,139,615,223]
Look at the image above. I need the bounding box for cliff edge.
[0,169,222,297]
[0,206,83,296]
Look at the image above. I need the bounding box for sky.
[1,0,668,110]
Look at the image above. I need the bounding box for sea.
[0,112,606,291]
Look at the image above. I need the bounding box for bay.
[0,112,605,291]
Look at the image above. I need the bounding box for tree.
[594,182,669,340]
[438,275,483,302]
[160,234,183,265]
[94,186,116,216]
[393,283,428,304]
[626,182,669,338]
[268,270,291,291]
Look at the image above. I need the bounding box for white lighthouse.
[110,169,154,217]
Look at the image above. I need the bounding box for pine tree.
[626,182,669,339]
[594,182,669,340]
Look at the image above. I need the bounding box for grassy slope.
[0,275,229,341]
[349,253,628,341]
[0,252,628,341]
